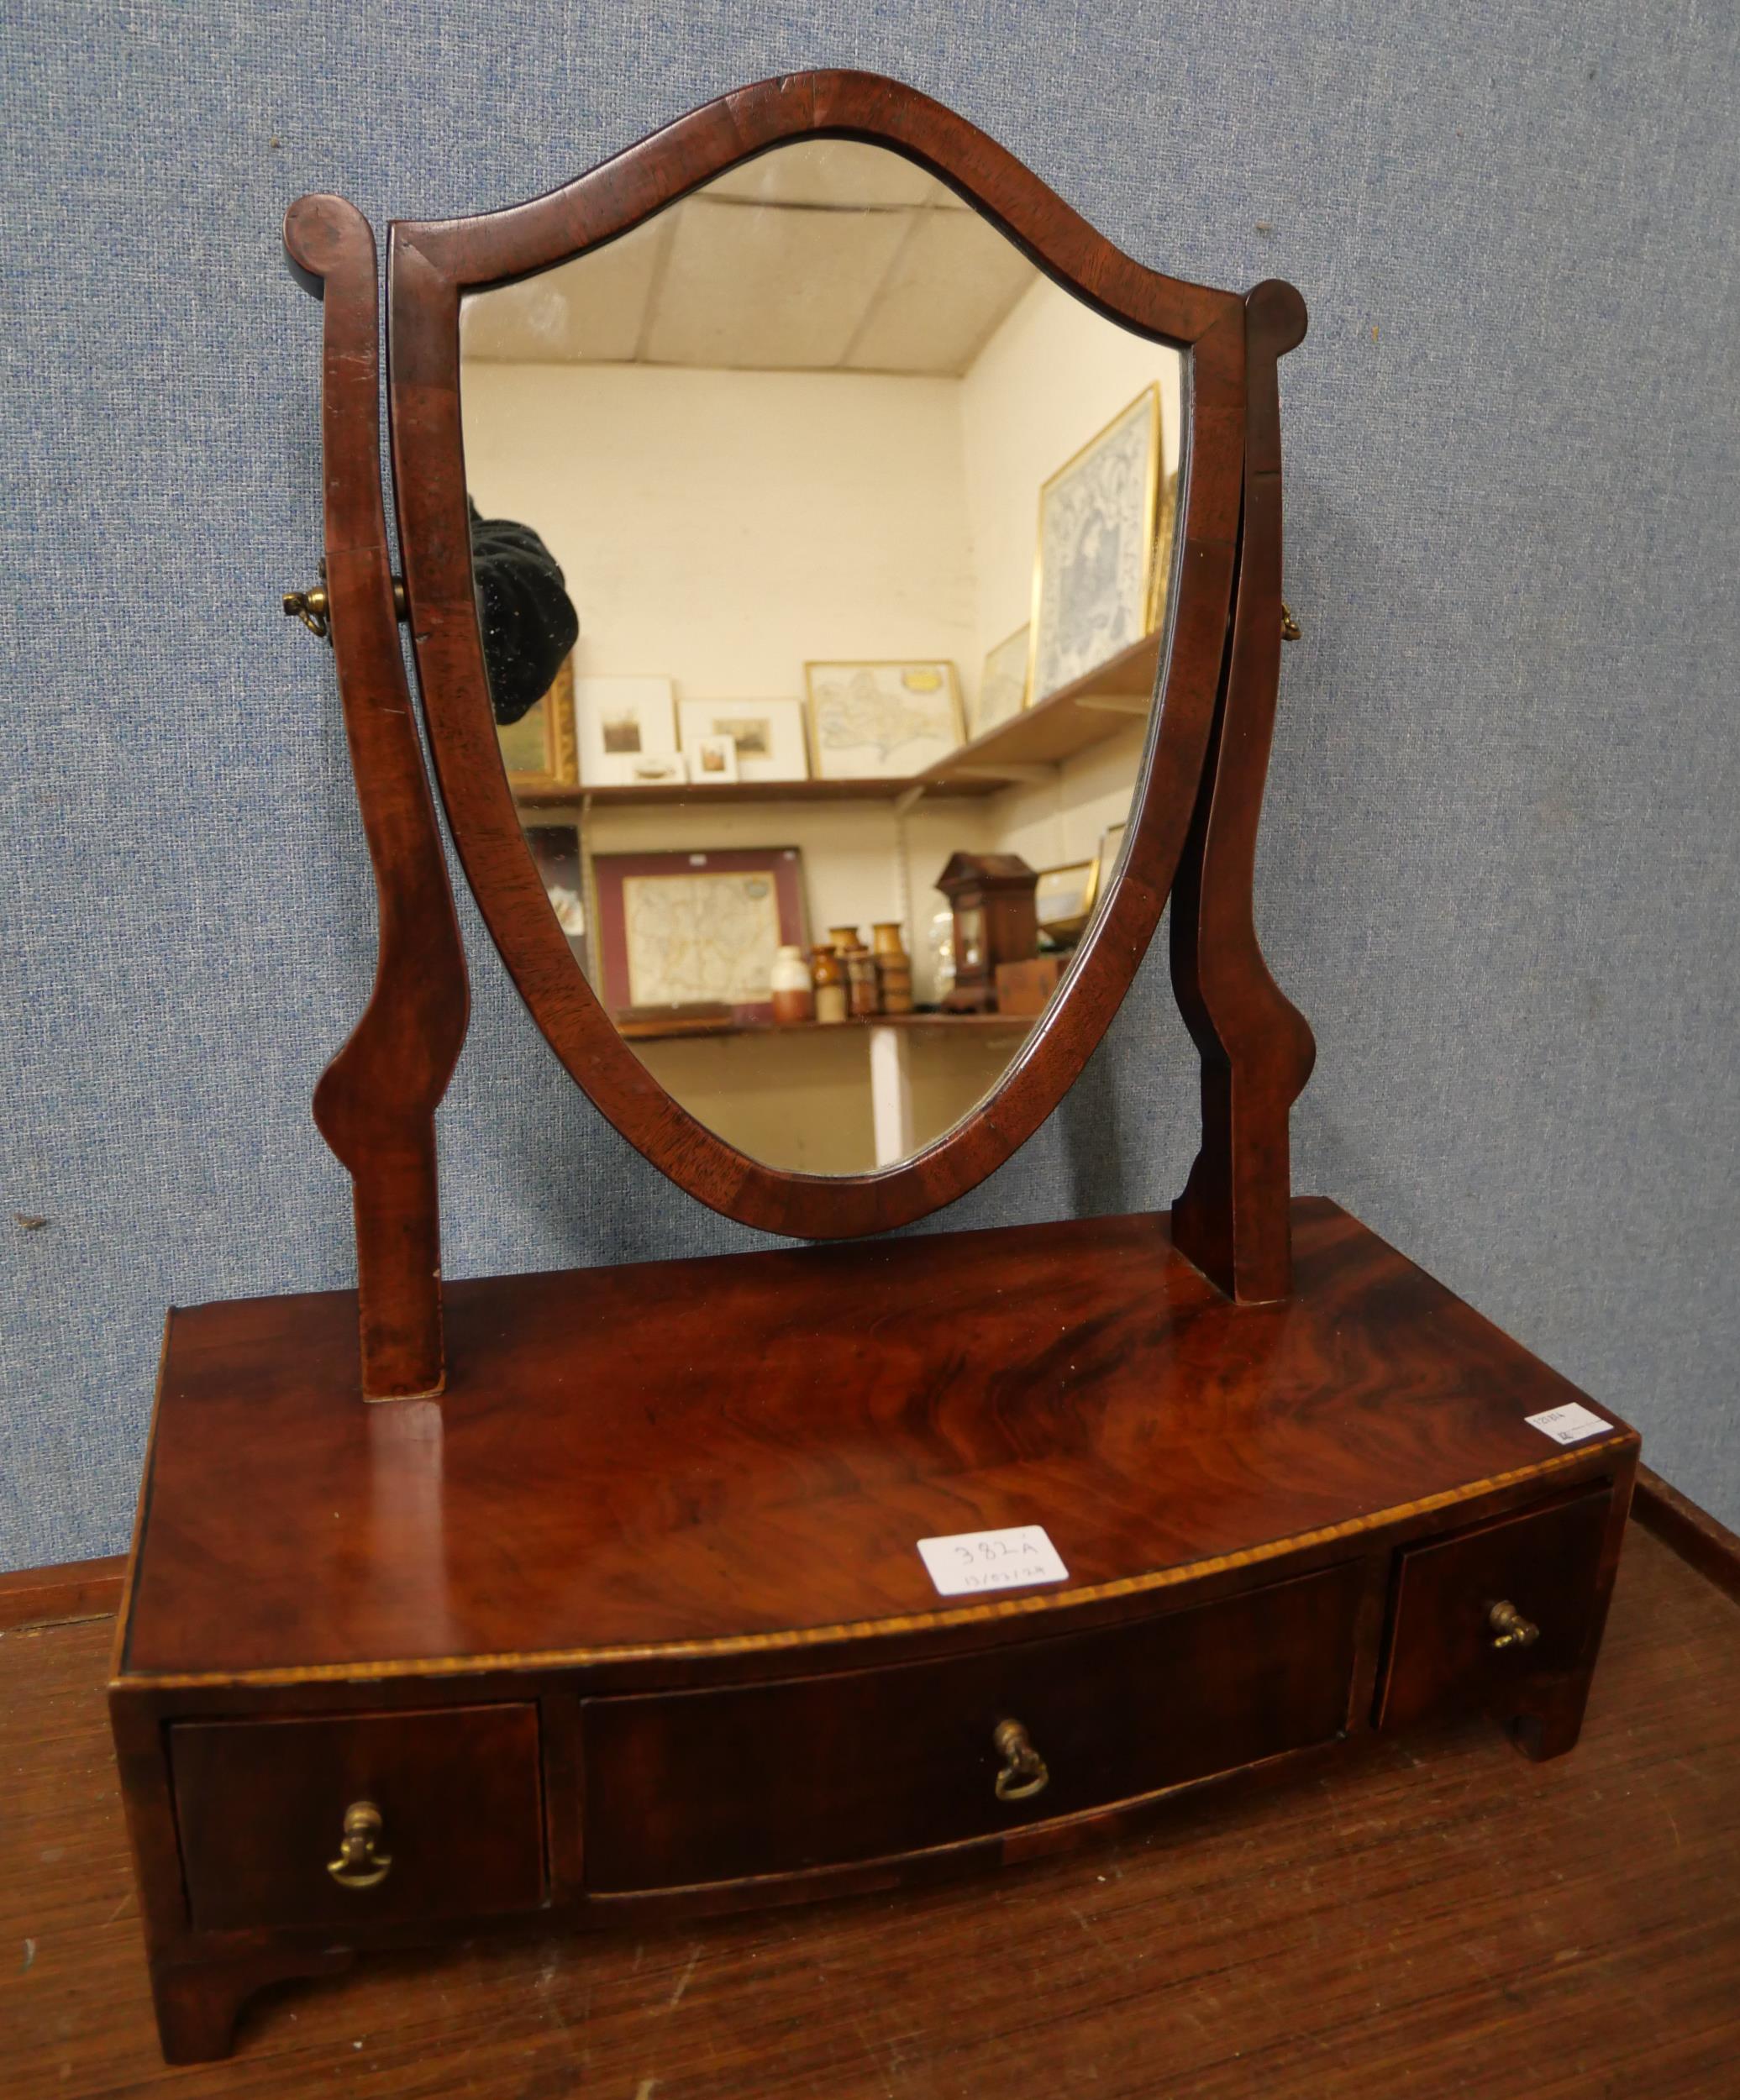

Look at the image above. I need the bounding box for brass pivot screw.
[283,579,331,639]
[282,571,409,640]
[1280,601,1302,641]
[1488,1599,1541,1652]
[992,1717,1050,1802]
[326,1800,392,1888]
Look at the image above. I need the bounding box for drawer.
[1376,1489,1612,1732]
[582,1561,1364,1893]
[171,1704,545,1932]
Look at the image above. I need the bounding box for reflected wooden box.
[996,954,1070,1016]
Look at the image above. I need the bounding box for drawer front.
[582,1562,1364,1893]
[171,1704,545,1932]
[1377,1488,1613,1732]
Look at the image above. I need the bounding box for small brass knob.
[326,1800,392,1889]
[1488,1599,1540,1652]
[992,1718,1050,1803]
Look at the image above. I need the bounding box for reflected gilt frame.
[1027,382,1163,706]
[500,656,578,793]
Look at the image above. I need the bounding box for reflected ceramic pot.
[811,945,848,1025]
[871,922,913,1014]
[770,944,814,1025]
[845,946,880,1018]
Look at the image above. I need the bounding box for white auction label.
[1524,1402,1613,1446]
[917,1525,1069,1598]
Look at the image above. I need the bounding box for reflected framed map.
[591,846,809,1022]
[803,660,964,780]
[1029,386,1162,704]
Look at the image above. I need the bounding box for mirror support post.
[1170,282,1317,1303]
[285,195,470,1401]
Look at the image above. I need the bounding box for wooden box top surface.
[117,1200,1636,1683]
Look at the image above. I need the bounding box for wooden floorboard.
[2,1522,1737,2097]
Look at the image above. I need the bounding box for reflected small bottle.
[770,944,814,1025]
[811,945,849,1025]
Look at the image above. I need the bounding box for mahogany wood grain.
[18,1526,1738,2095]
[382,69,1248,1239]
[581,1560,1364,1890]
[282,195,469,1399]
[1170,278,1317,1302]
[1375,1488,1615,1750]
[116,1200,1637,1682]
[171,1704,544,1932]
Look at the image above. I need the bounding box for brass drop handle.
[326,1800,392,1889]
[993,1718,1050,1803]
[1488,1599,1540,1652]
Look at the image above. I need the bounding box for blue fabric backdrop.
[2,1,1736,1567]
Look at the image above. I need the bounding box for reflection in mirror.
[460,140,1185,1176]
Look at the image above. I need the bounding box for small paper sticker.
[917,1525,1069,1598]
[1525,1402,1613,1446]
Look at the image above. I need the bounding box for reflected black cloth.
[469,502,580,725]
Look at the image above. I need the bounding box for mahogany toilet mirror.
[284,66,1314,1398]
[109,71,1637,2064]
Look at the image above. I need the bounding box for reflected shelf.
[513,774,1000,810]
[618,1011,1033,1043]
[920,627,1163,785]
[512,630,1164,814]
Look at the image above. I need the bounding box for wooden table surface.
[3,1520,1737,2099]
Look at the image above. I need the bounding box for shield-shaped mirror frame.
[385,70,1248,1241]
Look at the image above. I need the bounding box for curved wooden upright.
[1170,278,1318,1300]
[284,195,469,1400]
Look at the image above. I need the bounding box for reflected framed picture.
[1097,820,1128,889]
[575,675,678,785]
[803,660,965,780]
[496,657,578,793]
[591,846,808,1021]
[1029,386,1163,705]
[971,626,1030,739]
[677,697,809,784]
[691,733,739,784]
[1035,859,1101,944]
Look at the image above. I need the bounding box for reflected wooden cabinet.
[110,71,1639,2062]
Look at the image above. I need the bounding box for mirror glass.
[460,140,1185,1175]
